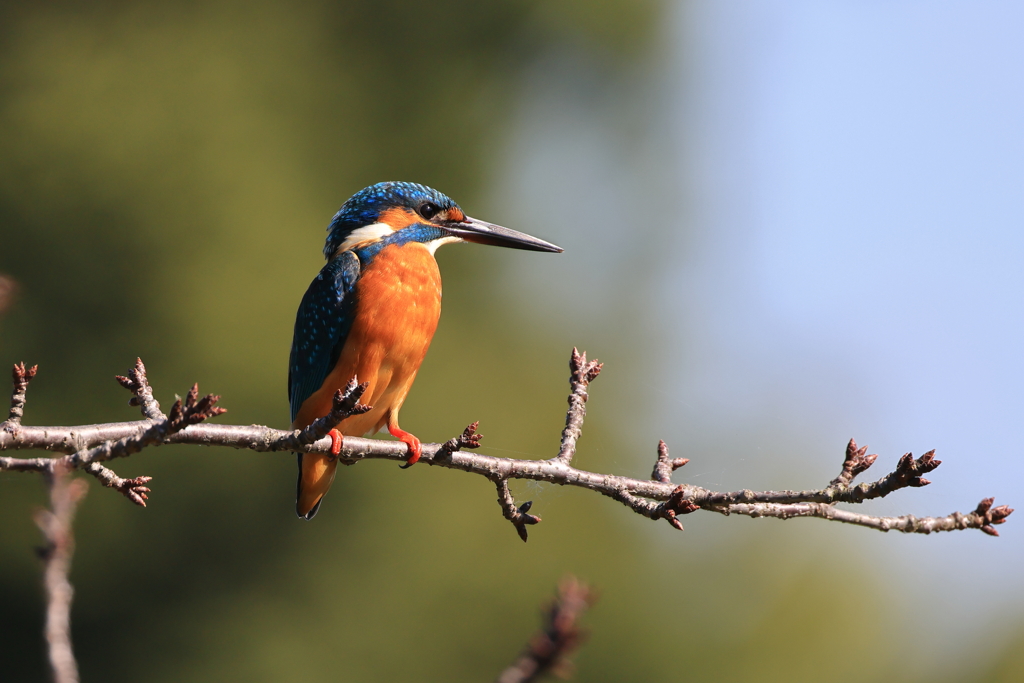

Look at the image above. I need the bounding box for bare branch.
[437,421,483,461]
[830,438,878,487]
[114,358,164,420]
[35,464,88,683]
[0,354,1012,537]
[651,439,688,483]
[66,381,225,503]
[1,365,226,509]
[552,348,601,466]
[496,576,595,683]
[722,497,1014,535]
[82,462,152,507]
[271,378,371,454]
[3,362,37,432]
[495,479,542,542]
[608,484,700,531]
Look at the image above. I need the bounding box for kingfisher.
[289,181,562,518]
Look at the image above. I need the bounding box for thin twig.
[3,362,37,432]
[651,439,688,483]
[830,438,878,487]
[82,462,152,507]
[552,348,601,466]
[496,576,595,683]
[35,464,88,683]
[115,358,164,421]
[66,381,225,503]
[495,479,542,542]
[273,377,371,454]
[436,421,484,461]
[0,354,1013,537]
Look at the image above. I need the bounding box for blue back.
[291,181,459,423]
[288,251,361,423]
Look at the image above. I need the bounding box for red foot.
[329,429,343,458]
[388,424,422,469]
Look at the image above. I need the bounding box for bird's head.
[324,181,562,260]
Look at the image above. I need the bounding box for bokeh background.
[2,1,1022,681]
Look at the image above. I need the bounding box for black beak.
[446,217,563,253]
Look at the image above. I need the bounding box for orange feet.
[328,428,343,458]
[389,424,422,469]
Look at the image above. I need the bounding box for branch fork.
[496,479,542,542]
[0,351,1013,539]
[655,486,700,531]
[274,378,372,459]
[3,359,227,506]
[437,421,483,461]
[975,497,1013,537]
[830,438,878,487]
[651,440,689,483]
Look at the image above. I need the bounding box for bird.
[289,181,562,519]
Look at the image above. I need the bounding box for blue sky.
[495,0,1023,665]
[671,0,1023,634]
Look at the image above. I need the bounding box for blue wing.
[288,251,361,424]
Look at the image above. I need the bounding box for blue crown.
[324,182,460,259]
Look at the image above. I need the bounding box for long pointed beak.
[446,217,563,253]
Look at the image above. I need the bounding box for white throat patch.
[337,222,394,254]
[424,235,462,255]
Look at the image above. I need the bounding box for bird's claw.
[327,428,343,460]
[398,441,422,469]
[389,424,422,469]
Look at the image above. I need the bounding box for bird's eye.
[419,202,440,220]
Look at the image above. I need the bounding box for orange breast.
[292,241,442,434]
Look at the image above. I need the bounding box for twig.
[608,484,700,531]
[64,380,225,503]
[552,348,601,466]
[0,353,1013,538]
[496,576,595,683]
[830,438,878,487]
[35,464,88,683]
[4,362,37,432]
[115,358,164,420]
[2,361,226,506]
[495,479,542,542]
[272,377,371,454]
[436,421,483,461]
[651,439,688,483]
[82,463,152,507]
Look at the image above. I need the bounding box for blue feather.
[324,181,459,259]
[288,251,361,423]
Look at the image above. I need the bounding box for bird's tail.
[295,452,338,519]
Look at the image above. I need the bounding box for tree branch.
[0,353,1013,538]
[495,479,542,542]
[552,348,601,466]
[496,576,595,683]
[115,358,164,421]
[35,464,88,683]
[4,361,36,432]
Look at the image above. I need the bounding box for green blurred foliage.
[0,1,1018,682]
[971,626,1024,683]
